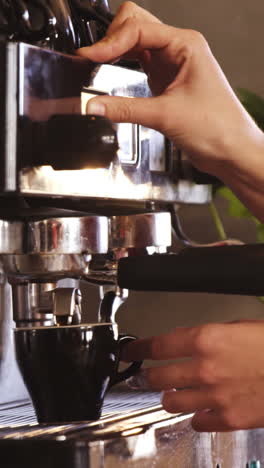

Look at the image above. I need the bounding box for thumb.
[86,95,164,130]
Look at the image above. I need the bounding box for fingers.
[163,387,258,431]
[192,410,226,432]
[122,324,223,361]
[77,2,161,62]
[77,19,181,64]
[86,95,165,128]
[122,328,195,361]
[150,361,199,390]
[162,389,213,414]
[123,321,264,432]
[191,410,243,432]
[128,360,202,391]
[163,394,247,431]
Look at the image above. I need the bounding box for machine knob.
[71,0,113,26]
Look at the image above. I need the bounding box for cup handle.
[110,334,142,386]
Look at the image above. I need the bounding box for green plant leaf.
[217,187,264,243]
[256,224,264,243]
[217,186,253,219]
[236,88,264,130]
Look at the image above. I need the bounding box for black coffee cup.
[14,323,142,424]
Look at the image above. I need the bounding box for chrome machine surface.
[0,386,263,468]
[1,41,211,204]
[0,0,263,467]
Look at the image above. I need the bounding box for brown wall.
[83,1,264,344]
[110,0,264,95]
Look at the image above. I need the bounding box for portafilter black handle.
[117,244,264,295]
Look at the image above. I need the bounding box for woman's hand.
[78,1,264,221]
[77,1,263,178]
[123,320,264,432]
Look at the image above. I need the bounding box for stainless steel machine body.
[0,387,263,468]
[0,0,263,466]
[0,35,210,409]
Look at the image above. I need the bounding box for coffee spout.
[53,288,82,326]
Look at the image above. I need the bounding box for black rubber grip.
[117,244,264,295]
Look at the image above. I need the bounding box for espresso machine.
[0,1,263,466]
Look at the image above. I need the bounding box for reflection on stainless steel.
[27,216,109,254]
[6,44,18,192]
[12,284,83,327]
[0,211,172,331]
[21,164,153,200]
[12,282,56,327]
[0,216,109,255]
[110,212,171,249]
[1,213,172,281]
[0,221,24,254]
[21,165,211,202]
[81,90,139,166]
[2,253,90,280]
[85,213,172,286]
[173,180,211,204]
[14,44,211,203]
[98,286,128,322]
[0,41,212,206]
[53,287,82,325]
[0,388,263,468]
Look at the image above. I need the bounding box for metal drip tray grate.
[0,401,35,427]
[0,386,163,439]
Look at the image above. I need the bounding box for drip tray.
[0,387,193,468]
[0,386,161,427]
[0,387,262,468]
[0,385,181,441]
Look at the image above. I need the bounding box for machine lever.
[117,244,264,296]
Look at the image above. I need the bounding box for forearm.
[215,129,264,222]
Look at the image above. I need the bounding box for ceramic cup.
[14,323,142,423]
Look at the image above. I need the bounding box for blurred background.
[83,0,264,344]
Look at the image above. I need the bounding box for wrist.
[213,128,264,222]
[214,127,264,187]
